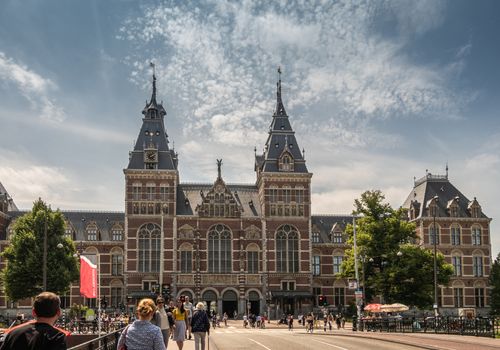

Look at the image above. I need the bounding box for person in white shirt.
[152,297,172,348]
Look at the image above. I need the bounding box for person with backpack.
[0,292,70,350]
[190,302,210,350]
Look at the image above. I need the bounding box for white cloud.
[0,52,65,122]
[120,0,471,151]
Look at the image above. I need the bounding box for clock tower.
[123,68,179,297]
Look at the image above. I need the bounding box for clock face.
[145,151,157,162]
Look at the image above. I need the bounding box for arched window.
[111,248,123,276]
[473,254,483,277]
[472,226,482,245]
[276,225,299,273]
[450,224,461,246]
[138,223,160,272]
[429,224,440,245]
[208,224,232,273]
[451,252,462,276]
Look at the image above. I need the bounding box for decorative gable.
[244,225,261,239]
[196,160,242,218]
[468,197,481,218]
[447,196,460,217]
[278,149,294,172]
[178,224,195,239]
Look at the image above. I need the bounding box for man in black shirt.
[0,292,69,350]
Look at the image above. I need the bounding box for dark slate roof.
[6,210,124,241]
[255,74,308,174]
[311,215,353,243]
[127,73,178,171]
[402,173,489,219]
[177,183,261,217]
[0,182,18,211]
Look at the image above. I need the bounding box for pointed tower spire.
[142,62,166,120]
[150,62,157,104]
[275,66,287,116]
[217,159,223,180]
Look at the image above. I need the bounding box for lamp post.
[43,214,48,291]
[432,196,439,317]
[353,216,363,330]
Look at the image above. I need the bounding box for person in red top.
[0,292,69,350]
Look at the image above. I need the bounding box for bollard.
[352,316,357,331]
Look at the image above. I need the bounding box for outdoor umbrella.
[380,303,409,312]
[363,303,382,312]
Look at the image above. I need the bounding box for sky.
[0,0,499,256]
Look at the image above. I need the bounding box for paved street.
[171,320,500,350]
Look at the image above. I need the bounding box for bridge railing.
[68,328,124,350]
[358,316,495,338]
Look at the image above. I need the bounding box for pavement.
[173,320,500,350]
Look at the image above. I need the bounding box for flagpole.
[97,253,101,336]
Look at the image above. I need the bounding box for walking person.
[0,292,70,350]
[190,302,210,350]
[152,297,173,349]
[183,296,193,340]
[172,298,187,350]
[116,298,166,350]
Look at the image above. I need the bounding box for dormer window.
[279,152,294,172]
[86,224,98,241]
[111,225,123,241]
[312,231,320,243]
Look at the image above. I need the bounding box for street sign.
[348,280,358,289]
[354,291,363,299]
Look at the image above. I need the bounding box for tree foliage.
[1,198,79,301]
[341,190,453,309]
[489,253,500,317]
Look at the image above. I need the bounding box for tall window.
[283,187,291,203]
[180,250,192,273]
[312,255,320,276]
[111,253,123,276]
[312,232,320,243]
[475,288,485,308]
[138,223,160,272]
[112,227,123,241]
[454,288,464,307]
[86,224,98,241]
[429,225,440,245]
[111,287,123,308]
[334,287,345,306]
[132,184,141,200]
[160,184,169,201]
[276,225,299,273]
[208,224,232,273]
[451,256,462,276]
[451,225,461,245]
[247,250,259,273]
[270,188,278,203]
[332,231,343,243]
[473,256,483,277]
[333,256,343,274]
[146,184,155,200]
[472,227,482,245]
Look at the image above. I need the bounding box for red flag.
[80,256,97,298]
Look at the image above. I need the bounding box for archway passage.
[202,290,218,316]
[222,290,238,318]
[248,291,261,315]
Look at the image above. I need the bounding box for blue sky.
[1,0,499,256]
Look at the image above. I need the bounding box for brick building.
[0,71,493,318]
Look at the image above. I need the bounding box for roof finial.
[150,62,157,103]
[446,162,449,178]
[217,159,223,180]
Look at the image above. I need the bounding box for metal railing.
[68,328,124,350]
[356,316,495,338]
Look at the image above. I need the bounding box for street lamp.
[432,196,439,317]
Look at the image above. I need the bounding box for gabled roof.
[255,68,308,174]
[311,215,353,243]
[0,181,18,211]
[6,210,125,241]
[402,173,489,219]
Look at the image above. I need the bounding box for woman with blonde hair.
[117,298,166,350]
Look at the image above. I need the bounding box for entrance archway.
[248,291,260,315]
[202,290,218,316]
[222,290,238,318]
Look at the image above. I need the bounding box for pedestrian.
[223,312,228,327]
[287,314,293,331]
[116,298,166,350]
[152,297,173,349]
[190,302,210,350]
[0,292,70,350]
[172,298,187,350]
[336,314,341,329]
[183,296,193,340]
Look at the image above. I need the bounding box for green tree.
[1,198,79,301]
[489,253,500,317]
[341,190,453,309]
